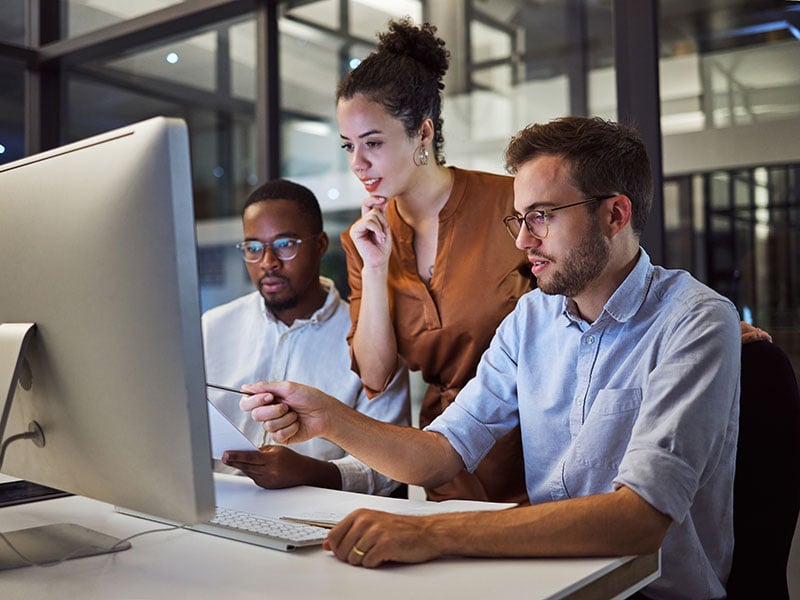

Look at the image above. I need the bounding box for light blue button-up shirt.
[427,250,740,599]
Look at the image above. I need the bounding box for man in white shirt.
[202,179,409,496]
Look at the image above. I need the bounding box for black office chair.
[726,340,800,599]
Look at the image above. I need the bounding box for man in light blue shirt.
[238,118,740,599]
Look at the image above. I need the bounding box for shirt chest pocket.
[562,388,643,494]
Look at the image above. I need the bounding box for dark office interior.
[1,1,798,591]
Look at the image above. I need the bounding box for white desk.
[0,476,659,600]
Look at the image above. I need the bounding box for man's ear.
[606,194,632,238]
[317,231,330,257]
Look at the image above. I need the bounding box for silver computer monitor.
[0,117,215,563]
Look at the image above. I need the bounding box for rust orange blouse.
[341,167,535,503]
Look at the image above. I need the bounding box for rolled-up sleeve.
[613,295,741,522]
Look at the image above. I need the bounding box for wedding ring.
[352,545,366,557]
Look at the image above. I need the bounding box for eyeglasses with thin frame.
[235,235,317,263]
[503,194,617,240]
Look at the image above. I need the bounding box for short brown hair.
[504,116,653,235]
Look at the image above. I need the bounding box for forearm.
[244,382,456,488]
[302,456,343,490]
[325,402,462,489]
[351,265,399,392]
[430,487,670,558]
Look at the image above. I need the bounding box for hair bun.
[377,17,449,82]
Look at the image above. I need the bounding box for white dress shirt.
[202,277,410,495]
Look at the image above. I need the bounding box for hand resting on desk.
[324,508,446,568]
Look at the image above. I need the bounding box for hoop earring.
[414,145,430,167]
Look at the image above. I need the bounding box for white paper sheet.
[207,401,257,459]
[213,473,517,525]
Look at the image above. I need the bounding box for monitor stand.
[0,323,37,444]
[0,323,132,569]
[0,523,131,570]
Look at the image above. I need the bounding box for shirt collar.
[603,247,653,323]
[560,247,654,326]
[437,167,465,221]
[260,276,340,327]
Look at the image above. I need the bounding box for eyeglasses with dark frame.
[502,194,617,240]
[235,235,318,263]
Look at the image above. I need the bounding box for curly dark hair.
[504,117,653,236]
[336,17,450,165]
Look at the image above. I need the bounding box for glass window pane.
[0,62,25,164]
[65,16,257,221]
[709,172,730,210]
[707,41,800,128]
[280,19,340,125]
[349,0,422,36]
[230,19,256,101]
[663,179,694,272]
[0,0,25,45]
[279,19,347,183]
[284,0,340,31]
[660,2,800,135]
[63,0,186,38]
[472,63,513,95]
[102,31,218,93]
[732,170,752,209]
[471,20,511,64]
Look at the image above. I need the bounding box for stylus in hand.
[206,383,254,396]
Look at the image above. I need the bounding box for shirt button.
[586,335,595,345]
[575,397,583,406]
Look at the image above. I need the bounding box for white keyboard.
[187,506,329,551]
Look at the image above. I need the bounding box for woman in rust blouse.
[337,18,534,503]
